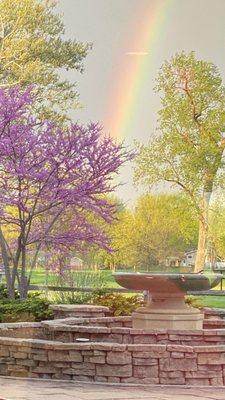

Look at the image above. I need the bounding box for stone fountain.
[113,272,221,330]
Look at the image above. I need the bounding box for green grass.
[187,295,225,309]
[29,268,120,288]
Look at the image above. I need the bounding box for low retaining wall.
[43,316,225,345]
[0,337,224,385]
[0,311,224,385]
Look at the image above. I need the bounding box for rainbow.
[104,0,173,140]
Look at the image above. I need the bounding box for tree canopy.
[0,0,91,120]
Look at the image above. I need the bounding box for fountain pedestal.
[113,272,221,330]
[133,291,203,330]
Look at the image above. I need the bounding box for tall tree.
[0,86,131,299]
[0,0,91,121]
[135,52,225,272]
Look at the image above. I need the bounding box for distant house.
[160,250,197,268]
[164,256,182,267]
[159,255,183,267]
[181,250,197,267]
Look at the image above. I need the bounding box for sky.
[57,0,225,206]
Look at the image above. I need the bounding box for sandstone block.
[133,335,156,344]
[8,365,28,372]
[160,371,184,378]
[133,365,158,378]
[11,352,28,359]
[106,351,131,365]
[210,377,224,386]
[194,345,225,353]
[16,359,37,367]
[186,378,210,386]
[167,344,193,353]
[171,352,184,358]
[73,375,94,382]
[160,377,185,385]
[10,370,28,377]
[107,376,120,383]
[32,353,48,361]
[185,353,197,358]
[160,358,197,372]
[96,364,132,377]
[48,351,70,362]
[0,348,9,357]
[94,376,108,382]
[185,370,220,378]
[198,353,225,365]
[32,366,57,374]
[89,356,105,364]
[132,358,158,366]
[121,377,159,384]
[68,351,83,362]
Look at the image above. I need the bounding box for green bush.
[91,291,143,316]
[0,292,53,322]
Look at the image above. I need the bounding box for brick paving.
[0,377,225,400]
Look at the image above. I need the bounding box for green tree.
[0,0,91,121]
[126,194,198,269]
[135,52,225,272]
[87,194,198,271]
[209,198,225,261]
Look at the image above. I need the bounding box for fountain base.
[132,292,204,330]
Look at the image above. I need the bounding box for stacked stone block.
[0,337,225,385]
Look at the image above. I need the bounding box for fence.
[27,284,225,296]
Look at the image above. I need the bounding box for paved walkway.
[0,378,225,400]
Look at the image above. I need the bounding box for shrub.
[0,292,53,322]
[91,291,143,316]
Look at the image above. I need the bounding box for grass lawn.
[29,268,120,288]
[187,295,225,309]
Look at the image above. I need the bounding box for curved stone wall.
[0,316,224,385]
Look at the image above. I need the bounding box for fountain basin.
[113,273,221,330]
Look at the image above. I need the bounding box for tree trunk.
[0,227,15,299]
[194,191,211,273]
[19,276,29,300]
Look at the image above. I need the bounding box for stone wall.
[0,337,224,385]
[43,316,225,346]
[0,314,224,385]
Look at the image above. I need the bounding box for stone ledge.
[49,305,109,312]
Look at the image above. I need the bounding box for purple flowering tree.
[0,87,132,299]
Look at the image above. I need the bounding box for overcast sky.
[57,0,225,206]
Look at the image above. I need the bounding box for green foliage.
[0,0,91,120]
[0,292,53,322]
[87,193,198,269]
[135,52,225,200]
[0,284,19,300]
[91,292,143,316]
[135,52,225,271]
